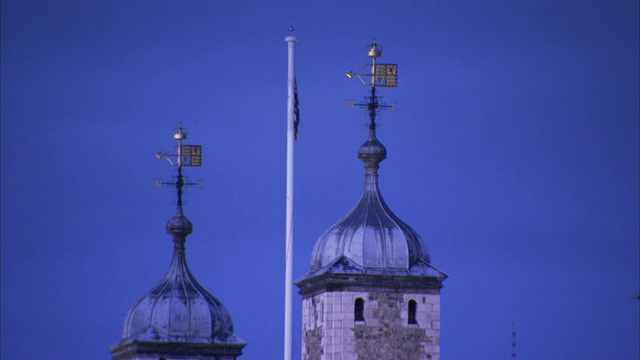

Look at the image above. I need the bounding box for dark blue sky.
[2,1,638,359]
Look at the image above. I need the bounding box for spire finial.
[367,38,382,60]
[345,39,398,141]
[289,26,295,35]
[154,123,203,237]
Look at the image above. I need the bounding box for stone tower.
[110,125,245,360]
[295,41,447,360]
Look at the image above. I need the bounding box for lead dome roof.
[115,205,245,346]
[303,129,444,279]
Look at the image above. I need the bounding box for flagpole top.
[285,26,298,43]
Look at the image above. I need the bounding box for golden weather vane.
[154,123,203,206]
[345,39,398,130]
[345,38,397,88]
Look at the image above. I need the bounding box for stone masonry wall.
[301,291,440,360]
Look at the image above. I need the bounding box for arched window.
[354,298,365,321]
[408,300,417,325]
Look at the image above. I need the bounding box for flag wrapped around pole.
[294,78,300,140]
[284,29,298,360]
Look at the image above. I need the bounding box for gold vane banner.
[374,64,398,87]
[180,145,202,167]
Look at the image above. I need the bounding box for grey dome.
[309,132,431,273]
[118,207,244,345]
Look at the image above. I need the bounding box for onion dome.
[304,128,442,278]
[115,204,245,346]
[111,124,245,359]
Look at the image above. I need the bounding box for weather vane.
[345,38,398,130]
[154,122,203,206]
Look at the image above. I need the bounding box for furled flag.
[294,78,300,140]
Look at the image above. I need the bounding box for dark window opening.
[355,298,365,321]
[408,300,417,325]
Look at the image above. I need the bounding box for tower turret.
[110,124,245,360]
[296,41,446,360]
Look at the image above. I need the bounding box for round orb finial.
[173,131,187,140]
[173,123,187,140]
[367,38,382,58]
[166,208,193,236]
[358,135,387,167]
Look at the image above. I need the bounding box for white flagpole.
[284,29,297,360]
